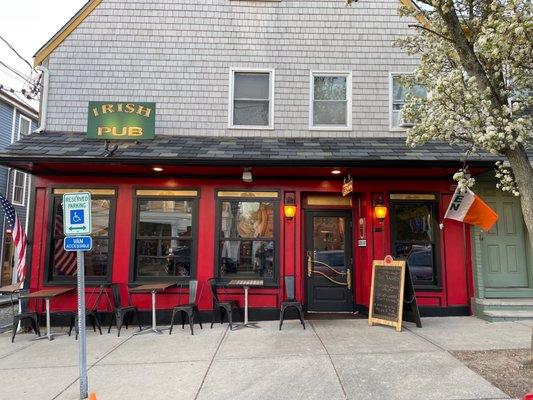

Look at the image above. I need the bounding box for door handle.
[307,251,312,277]
[346,269,351,290]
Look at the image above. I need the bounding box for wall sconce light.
[242,167,253,182]
[373,197,388,223]
[284,192,297,219]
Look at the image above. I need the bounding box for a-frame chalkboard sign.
[368,256,422,332]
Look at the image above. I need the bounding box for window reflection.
[219,200,276,281]
[135,199,194,278]
[51,198,112,278]
[391,201,438,286]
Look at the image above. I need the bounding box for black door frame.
[304,210,355,312]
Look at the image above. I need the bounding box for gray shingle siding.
[44,0,419,138]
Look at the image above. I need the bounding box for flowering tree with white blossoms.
[396,0,532,248]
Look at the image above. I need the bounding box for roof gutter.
[34,66,49,133]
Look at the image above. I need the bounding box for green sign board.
[87,101,156,140]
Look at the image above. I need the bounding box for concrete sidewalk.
[0,317,530,400]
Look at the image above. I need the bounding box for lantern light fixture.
[242,167,253,182]
[373,196,388,222]
[331,169,342,175]
[153,167,163,172]
[284,192,297,219]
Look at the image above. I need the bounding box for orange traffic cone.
[88,393,97,400]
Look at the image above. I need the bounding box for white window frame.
[11,170,27,206]
[309,71,352,131]
[228,67,275,130]
[390,73,416,131]
[17,114,32,140]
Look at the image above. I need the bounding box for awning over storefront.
[0,131,504,177]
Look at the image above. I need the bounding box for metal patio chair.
[279,275,305,330]
[169,280,203,335]
[11,289,41,342]
[107,283,142,337]
[208,278,241,330]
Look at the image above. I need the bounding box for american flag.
[54,202,77,276]
[0,194,27,284]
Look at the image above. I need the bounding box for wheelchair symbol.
[70,210,85,225]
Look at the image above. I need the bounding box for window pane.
[219,240,274,279]
[313,101,347,125]
[19,118,30,136]
[393,77,407,103]
[51,238,108,277]
[85,238,109,276]
[392,203,434,242]
[220,201,274,239]
[314,76,346,100]
[14,171,25,186]
[233,100,269,126]
[13,188,23,204]
[138,200,193,237]
[52,239,78,276]
[393,76,426,104]
[395,243,434,285]
[136,239,191,277]
[92,199,110,236]
[234,73,269,100]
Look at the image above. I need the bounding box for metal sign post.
[63,192,92,400]
[76,250,88,399]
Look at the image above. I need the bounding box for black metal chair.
[208,278,241,330]
[107,283,142,337]
[11,289,41,342]
[69,309,103,339]
[169,280,203,335]
[279,276,305,330]
[69,285,106,339]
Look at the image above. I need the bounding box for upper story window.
[47,189,116,283]
[17,115,32,140]
[310,71,352,130]
[390,74,427,130]
[12,170,26,206]
[229,68,274,129]
[132,190,198,282]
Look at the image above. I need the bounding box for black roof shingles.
[0,131,505,167]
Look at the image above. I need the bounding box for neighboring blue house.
[0,88,38,286]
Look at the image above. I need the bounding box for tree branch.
[408,24,454,43]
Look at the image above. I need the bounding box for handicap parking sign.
[63,192,92,235]
[70,210,85,225]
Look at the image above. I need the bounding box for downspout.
[33,65,49,133]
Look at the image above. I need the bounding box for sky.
[0,0,87,110]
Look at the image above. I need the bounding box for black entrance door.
[305,211,354,312]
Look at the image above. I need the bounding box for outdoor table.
[20,287,75,341]
[130,282,175,334]
[0,283,21,316]
[227,279,263,329]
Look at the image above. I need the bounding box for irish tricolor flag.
[445,187,498,231]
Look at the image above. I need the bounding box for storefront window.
[217,195,278,283]
[134,198,196,280]
[48,196,114,282]
[390,199,440,288]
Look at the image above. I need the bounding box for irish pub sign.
[87,101,156,140]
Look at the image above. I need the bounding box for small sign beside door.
[368,256,422,332]
[342,176,353,197]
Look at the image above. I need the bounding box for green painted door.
[480,185,529,288]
